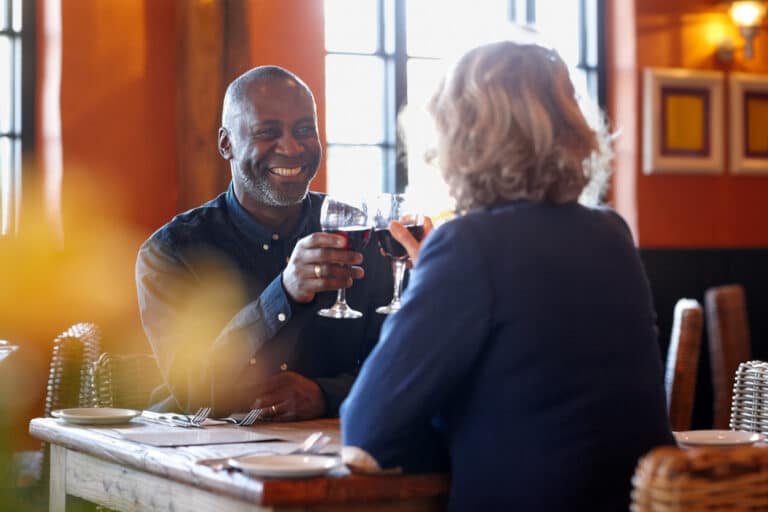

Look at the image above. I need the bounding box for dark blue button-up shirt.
[136,184,392,415]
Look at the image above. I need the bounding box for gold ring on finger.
[314,264,322,278]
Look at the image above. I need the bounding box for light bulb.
[730,1,766,28]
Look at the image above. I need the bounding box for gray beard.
[242,171,308,207]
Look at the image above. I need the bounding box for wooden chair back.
[664,299,703,431]
[706,284,751,429]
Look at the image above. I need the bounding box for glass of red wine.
[374,193,425,315]
[317,196,373,319]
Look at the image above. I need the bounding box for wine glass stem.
[335,287,348,306]
[390,259,407,306]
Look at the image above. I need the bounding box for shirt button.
[280,362,288,371]
[277,313,286,322]
[249,357,257,365]
[262,244,270,251]
[272,233,280,240]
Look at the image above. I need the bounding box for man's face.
[224,77,321,208]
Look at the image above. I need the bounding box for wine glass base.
[376,302,401,315]
[318,303,363,319]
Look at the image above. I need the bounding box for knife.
[141,410,204,428]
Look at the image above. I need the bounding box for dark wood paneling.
[175,0,251,212]
[640,248,768,429]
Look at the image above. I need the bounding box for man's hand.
[252,371,326,420]
[389,216,434,267]
[282,233,365,303]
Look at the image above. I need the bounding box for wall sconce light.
[730,1,766,59]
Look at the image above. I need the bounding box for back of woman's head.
[428,40,604,209]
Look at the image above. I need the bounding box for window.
[0,0,33,236]
[324,0,604,199]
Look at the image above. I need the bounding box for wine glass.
[373,193,425,314]
[317,196,373,319]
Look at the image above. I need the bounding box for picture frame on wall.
[729,73,768,176]
[642,68,724,175]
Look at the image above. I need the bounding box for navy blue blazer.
[341,200,674,511]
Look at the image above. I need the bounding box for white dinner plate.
[228,454,341,478]
[673,429,760,447]
[51,407,141,425]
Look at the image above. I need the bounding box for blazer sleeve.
[341,219,493,472]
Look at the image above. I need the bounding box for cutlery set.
[139,408,336,472]
[195,431,333,471]
[141,407,211,428]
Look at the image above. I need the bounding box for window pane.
[12,0,20,31]
[570,67,589,101]
[0,0,7,31]
[534,0,580,67]
[326,54,384,144]
[406,0,510,58]
[13,36,20,132]
[407,58,445,111]
[586,70,598,102]
[324,0,378,54]
[326,145,383,199]
[0,137,11,235]
[0,36,12,134]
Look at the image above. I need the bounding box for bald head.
[222,66,315,128]
[217,65,321,212]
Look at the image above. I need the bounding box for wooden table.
[29,417,448,511]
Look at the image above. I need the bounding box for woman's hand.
[389,216,433,267]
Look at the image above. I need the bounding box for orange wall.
[56,0,328,232]
[631,0,768,247]
[247,0,328,192]
[60,0,178,233]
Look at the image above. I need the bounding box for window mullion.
[596,0,606,110]
[526,0,536,23]
[392,0,407,192]
[578,0,587,70]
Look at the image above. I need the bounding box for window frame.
[0,0,35,236]
[324,0,605,194]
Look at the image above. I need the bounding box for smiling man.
[136,66,391,419]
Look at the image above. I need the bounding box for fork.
[156,407,211,427]
[142,407,208,428]
[237,408,262,426]
[190,407,212,425]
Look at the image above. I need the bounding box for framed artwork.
[642,68,724,175]
[729,72,768,175]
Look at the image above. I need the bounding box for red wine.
[326,226,372,251]
[375,224,424,259]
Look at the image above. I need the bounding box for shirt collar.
[225,182,315,244]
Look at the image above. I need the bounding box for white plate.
[51,407,141,425]
[674,430,760,447]
[228,454,341,478]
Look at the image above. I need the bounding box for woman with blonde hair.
[341,40,673,511]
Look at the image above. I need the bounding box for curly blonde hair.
[427,40,609,209]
